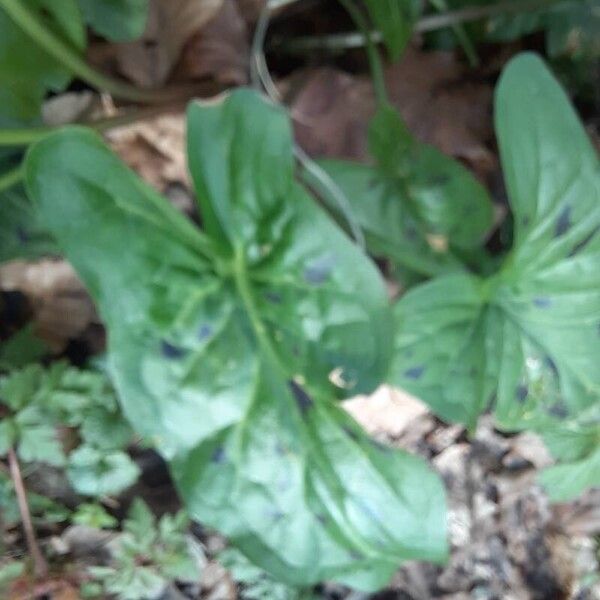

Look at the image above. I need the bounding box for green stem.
[337,0,389,107]
[0,103,185,147]
[281,0,564,54]
[0,0,199,104]
[0,164,23,193]
[428,0,479,67]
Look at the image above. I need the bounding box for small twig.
[279,0,564,54]
[7,448,48,580]
[0,101,186,147]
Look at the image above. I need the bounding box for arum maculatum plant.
[388,53,600,500]
[24,90,447,590]
[23,50,600,590]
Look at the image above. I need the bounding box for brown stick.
[7,448,48,580]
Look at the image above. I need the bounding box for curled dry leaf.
[0,260,96,352]
[115,0,224,87]
[286,47,495,175]
[179,0,250,86]
[343,385,428,439]
[106,113,189,193]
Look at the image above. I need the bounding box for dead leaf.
[0,260,96,352]
[178,0,250,86]
[286,67,374,161]
[343,385,428,438]
[286,46,495,176]
[115,0,224,87]
[106,113,189,193]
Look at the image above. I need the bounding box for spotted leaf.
[390,54,600,455]
[25,90,446,590]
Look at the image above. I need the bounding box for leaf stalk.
[7,447,49,579]
[0,0,203,104]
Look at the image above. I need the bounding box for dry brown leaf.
[343,385,428,438]
[179,0,250,86]
[287,67,374,161]
[0,260,96,352]
[286,46,495,175]
[115,0,224,87]
[106,113,189,192]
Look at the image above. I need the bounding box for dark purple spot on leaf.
[304,254,335,285]
[554,206,572,237]
[428,174,450,187]
[288,380,313,413]
[544,356,558,376]
[267,508,285,521]
[264,291,282,304]
[198,324,213,341]
[371,439,391,452]
[349,551,364,561]
[368,177,380,190]
[316,514,327,524]
[16,227,29,244]
[161,341,186,359]
[516,385,528,403]
[533,297,552,309]
[343,426,359,442]
[569,225,599,256]
[404,225,418,241]
[211,446,226,464]
[522,216,530,228]
[548,402,568,418]
[404,365,425,380]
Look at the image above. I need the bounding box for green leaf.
[390,53,600,438]
[363,0,421,60]
[540,446,600,502]
[0,325,49,370]
[26,90,447,590]
[0,184,57,263]
[77,0,149,42]
[318,106,494,277]
[68,446,140,496]
[72,502,118,529]
[0,561,24,591]
[16,409,66,466]
[0,0,85,122]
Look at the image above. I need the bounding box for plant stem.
[280,0,564,54]
[428,0,479,67]
[337,0,389,107]
[419,0,562,32]
[0,164,23,193]
[0,0,202,104]
[0,102,185,147]
[7,448,48,580]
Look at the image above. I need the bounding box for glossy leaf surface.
[26,90,447,590]
[390,54,600,443]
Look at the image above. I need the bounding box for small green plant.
[219,548,317,600]
[25,88,448,591]
[0,361,139,497]
[72,502,118,529]
[89,499,203,600]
